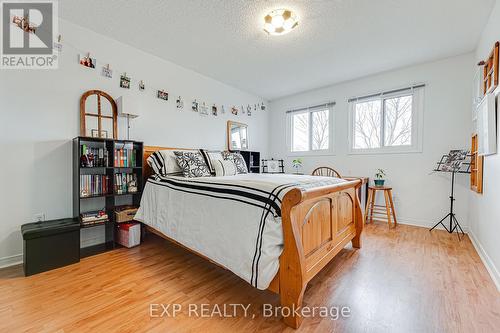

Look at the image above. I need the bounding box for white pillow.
[200,149,224,174]
[213,160,237,177]
[147,149,190,176]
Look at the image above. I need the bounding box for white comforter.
[135,173,345,289]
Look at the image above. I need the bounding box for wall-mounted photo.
[212,104,218,116]
[101,65,112,78]
[231,106,238,115]
[260,102,266,111]
[176,96,184,109]
[120,74,131,89]
[79,54,96,69]
[192,100,199,112]
[139,80,145,91]
[157,90,169,101]
[199,103,209,116]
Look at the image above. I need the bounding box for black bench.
[21,218,80,276]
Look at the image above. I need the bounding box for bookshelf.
[73,136,143,257]
[238,151,261,174]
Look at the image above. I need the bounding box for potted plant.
[374,169,386,187]
[292,158,303,174]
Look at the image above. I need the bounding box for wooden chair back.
[311,167,341,178]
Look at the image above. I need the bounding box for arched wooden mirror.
[80,90,118,139]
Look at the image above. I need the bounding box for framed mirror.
[227,121,248,151]
[80,90,118,139]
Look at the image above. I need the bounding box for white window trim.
[348,87,424,155]
[286,105,335,157]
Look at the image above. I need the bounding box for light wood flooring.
[1,223,499,333]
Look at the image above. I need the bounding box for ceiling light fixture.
[263,9,298,36]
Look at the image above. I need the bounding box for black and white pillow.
[147,150,186,176]
[174,151,212,178]
[222,151,248,174]
[200,149,224,175]
[213,160,237,177]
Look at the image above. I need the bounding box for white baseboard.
[0,254,22,269]
[468,230,500,292]
[392,217,469,233]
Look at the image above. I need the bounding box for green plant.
[292,158,302,169]
[375,168,386,180]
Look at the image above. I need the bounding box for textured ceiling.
[60,0,495,100]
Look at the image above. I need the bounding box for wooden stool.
[365,186,397,228]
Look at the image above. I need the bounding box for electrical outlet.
[34,213,45,222]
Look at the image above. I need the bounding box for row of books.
[115,173,139,195]
[80,210,109,226]
[80,175,111,197]
[114,148,138,167]
[81,145,110,167]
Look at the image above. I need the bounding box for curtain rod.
[347,84,425,103]
[286,101,336,114]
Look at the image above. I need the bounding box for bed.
[136,146,364,328]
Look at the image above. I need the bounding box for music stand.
[429,150,470,240]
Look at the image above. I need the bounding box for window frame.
[348,87,424,155]
[286,105,335,156]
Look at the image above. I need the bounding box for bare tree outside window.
[291,109,330,152]
[353,95,413,150]
[384,95,412,146]
[292,112,309,151]
[312,110,329,150]
[354,100,381,149]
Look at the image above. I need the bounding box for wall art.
[199,102,209,116]
[192,99,199,112]
[79,53,96,69]
[120,73,131,89]
[231,106,238,115]
[138,80,145,91]
[176,96,184,109]
[212,104,218,116]
[101,64,112,78]
[157,90,169,101]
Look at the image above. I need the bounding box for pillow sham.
[147,149,189,176]
[213,160,237,177]
[200,149,224,175]
[174,151,212,178]
[222,151,248,174]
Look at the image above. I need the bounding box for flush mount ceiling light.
[263,9,298,36]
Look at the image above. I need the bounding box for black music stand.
[429,151,470,240]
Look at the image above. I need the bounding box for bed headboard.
[143,145,198,180]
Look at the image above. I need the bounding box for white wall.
[468,0,500,290]
[0,19,268,265]
[269,54,473,230]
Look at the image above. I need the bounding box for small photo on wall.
[231,106,238,115]
[101,65,113,78]
[79,54,96,69]
[199,103,209,116]
[120,74,131,89]
[212,104,218,116]
[192,100,199,112]
[176,96,184,109]
[157,90,169,101]
[139,80,145,91]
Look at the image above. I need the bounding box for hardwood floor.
[1,223,499,332]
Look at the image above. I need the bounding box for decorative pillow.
[222,151,248,174]
[200,149,224,175]
[213,160,237,177]
[173,151,212,178]
[147,149,189,176]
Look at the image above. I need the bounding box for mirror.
[80,90,118,139]
[227,121,248,151]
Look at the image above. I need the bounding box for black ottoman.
[21,218,80,276]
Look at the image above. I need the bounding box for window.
[288,104,333,154]
[349,86,423,153]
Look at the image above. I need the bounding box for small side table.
[365,186,397,228]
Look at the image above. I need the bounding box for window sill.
[287,150,335,157]
[348,147,423,155]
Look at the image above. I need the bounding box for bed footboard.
[279,179,363,328]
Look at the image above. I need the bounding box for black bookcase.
[238,151,261,173]
[73,136,143,257]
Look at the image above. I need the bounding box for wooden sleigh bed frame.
[142,146,364,328]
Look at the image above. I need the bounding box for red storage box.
[117,223,141,248]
